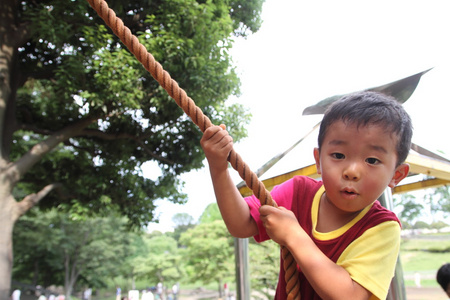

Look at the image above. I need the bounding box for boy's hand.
[259,205,304,246]
[200,124,234,173]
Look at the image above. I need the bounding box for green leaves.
[12,208,131,288]
[179,220,235,284]
[12,205,280,296]
[133,234,184,284]
[9,0,263,229]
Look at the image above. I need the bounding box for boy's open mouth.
[342,188,358,195]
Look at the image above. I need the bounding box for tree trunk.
[0,2,98,299]
[65,251,81,300]
[218,279,223,299]
[0,1,24,297]
[0,193,18,300]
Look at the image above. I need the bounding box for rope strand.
[86,1,300,298]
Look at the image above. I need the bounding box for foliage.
[12,209,64,287]
[198,203,222,224]
[413,221,431,229]
[171,213,196,245]
[172,213,195,227]
[12,204,283,297]
[393,193,424,225]
[179,220,235,288]
[12,209,131,294]
[113,231,153,287]
[1,0,263,295]
[133,234,184,286]
[430,220,449,230]
[4,0,263,227]
[425,185,450,217]
[248,239,279,297]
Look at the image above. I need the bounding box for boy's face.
[314,120,409,213]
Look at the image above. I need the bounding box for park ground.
[405,286,447,300]
[17,284,448,300]
[174,286,448,300]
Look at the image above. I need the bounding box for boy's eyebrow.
[327,139,346,146]
[369,144,388,154]
[328,140,389,154]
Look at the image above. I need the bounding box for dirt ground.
[405,286,447,300]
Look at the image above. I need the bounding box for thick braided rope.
[86,1,300,298]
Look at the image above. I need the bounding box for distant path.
[179,289,220,300]
[406,286,447,300]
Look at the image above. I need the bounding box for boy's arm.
[201,125,258,238]
[260,205,372,300]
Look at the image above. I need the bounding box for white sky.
[146,0,450,232]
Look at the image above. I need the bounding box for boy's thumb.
[219,124,226,130]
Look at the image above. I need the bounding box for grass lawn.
[400,233,450,287]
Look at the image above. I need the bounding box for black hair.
[317,91,413,165]
[437,263,450,292]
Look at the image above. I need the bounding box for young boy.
[200,91,412,300]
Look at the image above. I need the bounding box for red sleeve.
[244,177,296,242]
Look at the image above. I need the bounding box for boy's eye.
[331,153,345,159]
[366,157,380,165]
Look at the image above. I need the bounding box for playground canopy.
[238,69,450,197]
[238,140,450,197]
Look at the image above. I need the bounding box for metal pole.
[379,189,407,300]
[234,237,250,300]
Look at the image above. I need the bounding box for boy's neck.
[316,192,365,233]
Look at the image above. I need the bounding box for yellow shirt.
[311,186,401,300]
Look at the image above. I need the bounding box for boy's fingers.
[259,204,274,216]
[203,125,222,139]
[260,205,285,217]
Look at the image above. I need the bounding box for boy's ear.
[388,163,410,188]
[313,148,321,175]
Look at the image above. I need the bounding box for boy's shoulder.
[274,175,322,195]
[291,175,323,186]
[366,200,401,225]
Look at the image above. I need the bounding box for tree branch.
[9,117,96,184]
[81,128,176,165]
[136,140,175,166]
[18,122,176,167]
[15,182,63,220]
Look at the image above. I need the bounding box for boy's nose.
[343,163,360,181]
